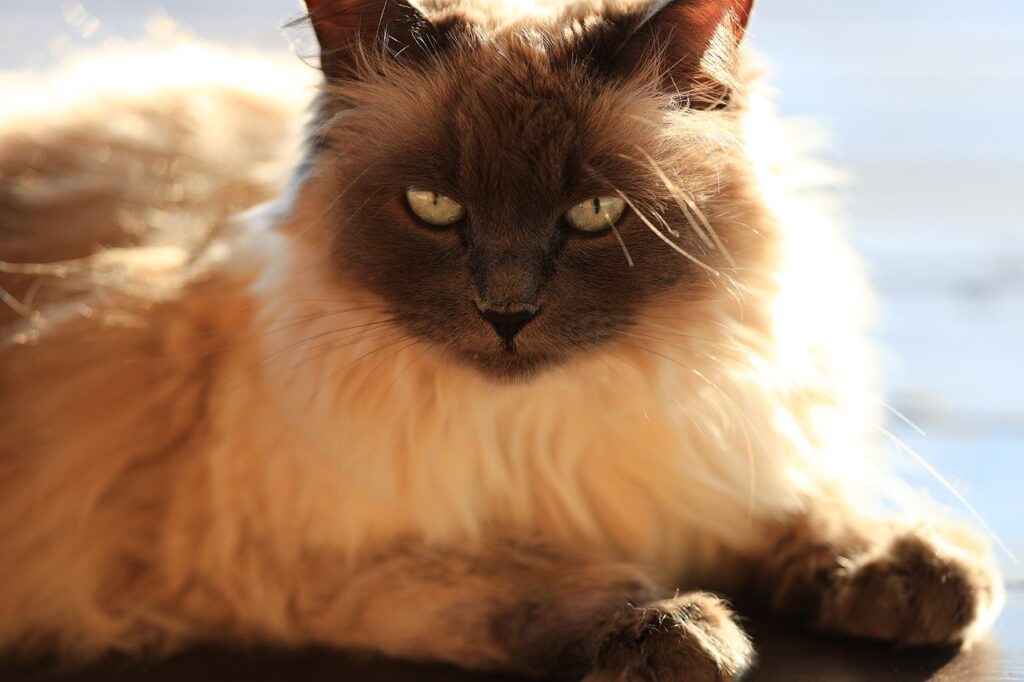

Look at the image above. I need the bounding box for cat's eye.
[565,196,625,233]
[405,189,465,226]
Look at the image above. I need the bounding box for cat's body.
[0,1,1004,679]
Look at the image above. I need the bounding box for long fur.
[0,7,1002,671]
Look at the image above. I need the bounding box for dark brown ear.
[304,0,442,80]
[613,0,754,106]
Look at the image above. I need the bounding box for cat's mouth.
[439,303,555,381]
[394,304,577,381]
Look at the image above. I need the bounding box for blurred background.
[1,1,1021,577]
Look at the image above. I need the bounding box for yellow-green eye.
[405,189,465,226]
[565,196,625,233]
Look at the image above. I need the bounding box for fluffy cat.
[0,0,1005,679]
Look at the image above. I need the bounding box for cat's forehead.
[451,45,584,197]
[439,29,668,205]
[325,23,668,204]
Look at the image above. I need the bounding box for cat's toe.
[823,530,1003,646]
[586,592,753,681]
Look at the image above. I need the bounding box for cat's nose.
[478,305,537,346]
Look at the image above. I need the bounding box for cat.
[0,0,1005,679]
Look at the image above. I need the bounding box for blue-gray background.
[2,1,1022,577]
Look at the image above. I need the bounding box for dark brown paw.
[820,531,1003,645]
[585,593,753,681]
[767,518,1004,647]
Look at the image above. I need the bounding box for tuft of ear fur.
[612,0,754,108]
[304,0,443,80]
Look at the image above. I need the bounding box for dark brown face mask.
[302,0,753,381]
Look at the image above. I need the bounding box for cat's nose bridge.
[469,245,547,311]
[465,208,559,311]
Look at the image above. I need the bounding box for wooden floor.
[4,587,1021,681]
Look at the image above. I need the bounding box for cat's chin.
[458,349,559,383]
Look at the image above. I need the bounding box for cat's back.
[0,42,318,646]
[0,40,313,326]
[0,39,317,462]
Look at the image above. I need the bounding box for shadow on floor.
[2,611,983,682]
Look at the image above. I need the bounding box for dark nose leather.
[479,307,537,346]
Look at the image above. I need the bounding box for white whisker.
[880,427,1016,563]
[613,190,722,278]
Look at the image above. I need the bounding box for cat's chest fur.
[190,231,817,587]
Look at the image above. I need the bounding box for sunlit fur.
[0,7,1002,670]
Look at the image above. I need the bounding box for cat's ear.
[610,0,754,107]
[304,0,442,80]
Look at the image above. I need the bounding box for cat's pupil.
[591,197,600,214]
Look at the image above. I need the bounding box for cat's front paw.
[820,531,1004,646]
[585,592,753,681]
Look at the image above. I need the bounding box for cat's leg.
[759,511,1004,646]
[299,540,753,681]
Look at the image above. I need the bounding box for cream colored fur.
[0,32,1001,665]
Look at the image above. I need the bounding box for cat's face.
[303,0,753,380]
